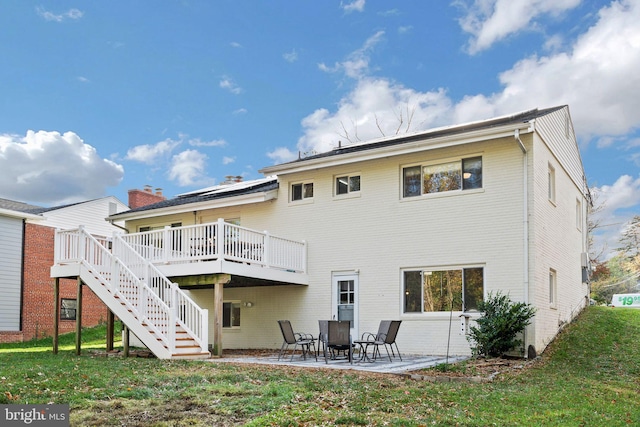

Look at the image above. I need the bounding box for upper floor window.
[548,164,556,203]
[403,156,482,198]
[403,267,484,313]
[576,198,582,230]
[291,182,314,202]
[335,174,361,196]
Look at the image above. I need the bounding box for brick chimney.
[128,185,166,209]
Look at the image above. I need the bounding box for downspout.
[515,128,531,358]
[514,129,528,305]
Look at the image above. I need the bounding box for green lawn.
[1,307,639,426]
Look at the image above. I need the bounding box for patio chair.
[324,320,353,364]
[361,320,402,362]
[277,320,317,361]
[317,320,328,359]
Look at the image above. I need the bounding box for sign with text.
[1,404,69,426]
[611,294,640,308]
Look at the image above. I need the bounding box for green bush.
[467,291,536,357]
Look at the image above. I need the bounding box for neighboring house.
[52,105,591,359]
[0,196,129,343]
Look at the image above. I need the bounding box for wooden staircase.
[52,227,210,360]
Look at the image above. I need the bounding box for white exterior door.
[332,272,358,339]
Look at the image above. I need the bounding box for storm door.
[331,272,359,339]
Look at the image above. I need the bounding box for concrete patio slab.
[207,351,469,375]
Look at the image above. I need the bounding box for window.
[403,156,482,197]
[223,301,241,328]
[291,182,314,202]
[335,174,360,196]
[60,298,77,320]
[403,267,484,313]
[548,164,556,203]
[576,198,582,230]
[549,269,557,308]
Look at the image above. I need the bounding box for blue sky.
[1,0,639,260]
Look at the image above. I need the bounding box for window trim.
[401,265,485,316]
[548,163,556,205]
[60,298,77,321]
[401,155,483,200]
[223,300,241,329]
[549,269,557,309]
[334,173,361,199]
[290,180,314,204]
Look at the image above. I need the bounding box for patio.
[207,349,469,375]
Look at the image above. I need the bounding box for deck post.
[212,274,231,357]
[123,324,130,357]
[75,277,83,356]
[106,310,114,352]
[53,278,60,354]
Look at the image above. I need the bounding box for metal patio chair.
[361,320,402,362]
[324,320,353,364]
[277,320,317,361]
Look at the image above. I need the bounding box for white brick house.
[53,105,590,358]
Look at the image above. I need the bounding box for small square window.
[223,301,241,328]
[336,174,360,196]
[60,298,77,320]
[291,182,314,202]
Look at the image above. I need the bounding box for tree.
[616,215,640,260]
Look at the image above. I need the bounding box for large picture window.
[403,267,484,313]
[403,156,482,197]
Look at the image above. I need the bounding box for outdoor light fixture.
[243,301,254,308]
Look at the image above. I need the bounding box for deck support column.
[53,278,60,354]
[212,274,231,357]
[106,310,114,352]
[75,277,83,356]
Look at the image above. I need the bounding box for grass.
[1,307,639,426]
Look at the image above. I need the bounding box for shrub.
[467,291,536,357]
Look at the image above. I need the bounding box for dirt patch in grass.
[410,356,538,382]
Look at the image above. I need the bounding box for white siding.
[177,136,529,355]
[35,197,128,237]
[0,216,23,331]
[527,130,589,353]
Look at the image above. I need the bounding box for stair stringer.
[78,262,174,359]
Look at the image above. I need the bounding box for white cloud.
[453,0,640,139]
[0,130,123,205]
[456,0,581,54]
[168,150,213,187]
[283,49,299,63]
[230,42,243,48]
[222,156,235,165]
[125,139,180,164]
[318,31,385,79]
[341,0,366,13]
[233,108,248,115]
[266,147,297,164]
[219,76,243,94]
[36,7,84,22]
[590,175,640,259]
[291,78,452,155]
[188,138,227,147]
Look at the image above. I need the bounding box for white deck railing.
[54,226,208,354]
[120,218,307,273]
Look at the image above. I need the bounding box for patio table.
[353,339,377,362]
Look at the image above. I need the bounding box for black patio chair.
[324,320,352,364]
[361,320,402,362]
[277,320,317,361]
